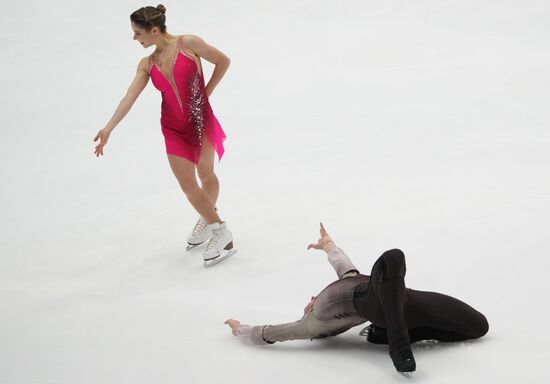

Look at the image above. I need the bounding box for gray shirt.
[236,247,370,345]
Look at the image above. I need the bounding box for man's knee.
[380,249,406,279]
[383,248,405,261]
[472,313,489,339]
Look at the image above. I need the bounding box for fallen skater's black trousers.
[352,249,489,351]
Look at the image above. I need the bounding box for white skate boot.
[186,216,212,251]
[203,222,237,267]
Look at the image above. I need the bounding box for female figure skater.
[93,5,235,266]
[225,223,489,373]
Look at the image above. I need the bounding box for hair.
[130,4,167,33]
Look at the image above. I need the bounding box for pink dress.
[149,35,226,163]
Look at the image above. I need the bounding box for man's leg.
[363,249,415,372]
[405,289,489,341]
[367,249,410,349]
[364,289,489,344]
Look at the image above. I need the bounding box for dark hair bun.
[156,4,166,15]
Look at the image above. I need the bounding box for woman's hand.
[224,319,241,336]
[307,222,336,253]
[93,128,111,157]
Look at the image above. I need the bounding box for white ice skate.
[186,216,212,251]
[203,222,237,267]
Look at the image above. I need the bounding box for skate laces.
[206,226,223,251]
[192,218,207,236]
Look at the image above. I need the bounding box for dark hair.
[130,4,167,33]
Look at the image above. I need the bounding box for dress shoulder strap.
[176,35,183,52]
[177,35,198,59]
[148,54,155,72]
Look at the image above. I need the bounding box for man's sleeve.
[236,319,314,345]
[327,246,359,279]
[236,324,271,345]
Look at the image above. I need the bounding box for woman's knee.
[197,166,216,183]
[179,181,202,199]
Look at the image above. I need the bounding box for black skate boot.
[360,323,389,345]
[389,342,416,373]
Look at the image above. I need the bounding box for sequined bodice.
[149,35,208,144]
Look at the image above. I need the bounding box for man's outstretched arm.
[308,223,359,278]
[225,319,313,345]
[326,246,359,279]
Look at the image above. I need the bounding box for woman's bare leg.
[196,138,220,205]
[167,154,221,224]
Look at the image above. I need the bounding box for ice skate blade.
[186,242,206,251]
[359,325,370,337]
[203,249,237,268]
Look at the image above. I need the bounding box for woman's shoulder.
[179,33,200,40]
[180,34,205,46]
[139,55,152,64]
[137,56,153,75]
[139,55,153,65]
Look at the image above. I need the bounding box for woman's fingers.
[94,135,108,156]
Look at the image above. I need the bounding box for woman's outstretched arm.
[93,58,150,156]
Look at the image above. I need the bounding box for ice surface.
[1,0,549,383]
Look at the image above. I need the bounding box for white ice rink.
[1,0,549,382]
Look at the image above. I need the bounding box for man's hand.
[224,319,241,336]
[307,222,336,253]
[303,296,316,317]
